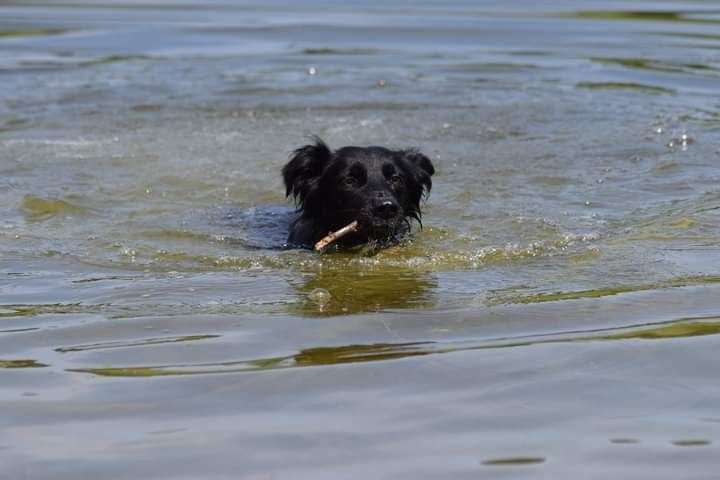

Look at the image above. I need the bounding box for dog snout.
[373,199,400,219]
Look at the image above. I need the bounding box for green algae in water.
[576,82,675,94]
[55,334,219,353]
[84,54,150,65]
[591,56,716,73]
[669,217,700,228]
[591,56,678,72]
[303,48,338,55]
[568,11,719,24]
[293,342,433,366]
[490,275,720,305]
[498,285,641,304]
[131,104,164,112]
[601,321,720,341]
[482,457,545,466]
[302,47,379,55]
[0,359,48,369]
[0,118,30,132]
[69,366,179,378]
[0,28,68,38]
[672,439,711,447]
[21,195,91,221]
[610,438,640,444]
[0,304,84,318]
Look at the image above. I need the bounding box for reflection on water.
[69,341,434,377]
[290,260,437,316]
[64,316,720,377]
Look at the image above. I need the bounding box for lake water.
[1,1,720,478]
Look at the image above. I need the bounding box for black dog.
[282,137,434,249]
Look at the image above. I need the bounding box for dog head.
[283,137,434,247]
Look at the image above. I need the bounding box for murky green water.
[2,1,720,478]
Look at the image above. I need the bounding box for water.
[2,1,720,478]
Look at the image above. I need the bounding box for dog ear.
[402,149,435,196]
[282,137,332,206]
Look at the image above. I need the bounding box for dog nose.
[373,200,399,219]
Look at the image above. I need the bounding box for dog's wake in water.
[216,205,296,250]
[217,207,412,254]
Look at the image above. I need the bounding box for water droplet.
[308,288,331,310]
[307,67,317,75]
[376,79,386,87]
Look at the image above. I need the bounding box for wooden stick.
[314,221,359,251]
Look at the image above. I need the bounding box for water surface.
[1,1,720,478]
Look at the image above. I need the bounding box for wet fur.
[282,137,434,249]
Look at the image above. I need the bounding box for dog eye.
[389,174,402,185]
[343,177,357,187]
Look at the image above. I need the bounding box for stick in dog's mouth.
[314,221,360,252]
